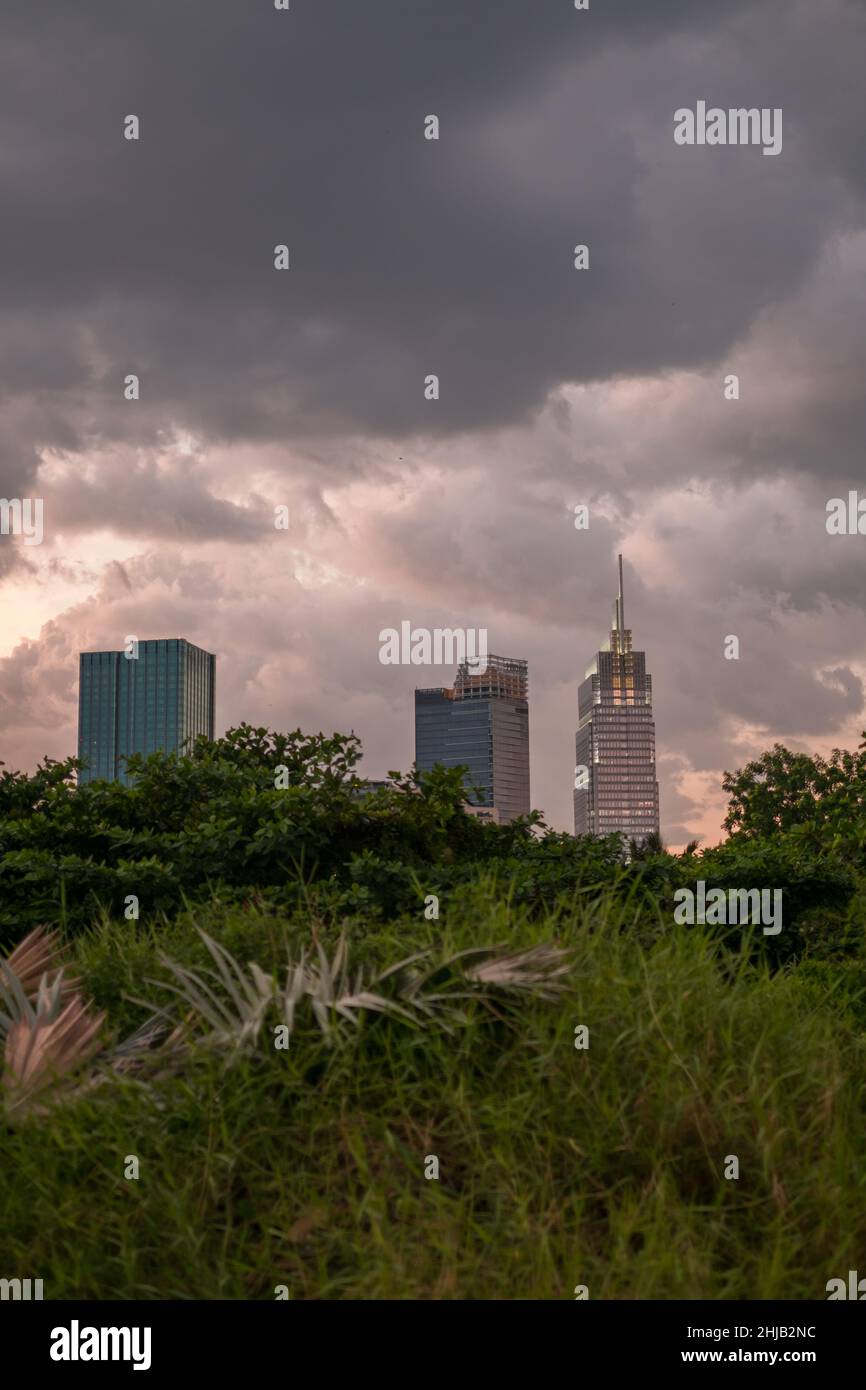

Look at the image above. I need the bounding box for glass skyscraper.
[573,557,659,841]
[415,654,529,823]
[77,638,216,784]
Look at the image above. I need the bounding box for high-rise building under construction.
[573,556,659,841]
[415,654,529,823]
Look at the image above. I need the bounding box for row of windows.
[596,801,658,809]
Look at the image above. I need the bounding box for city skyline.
[70,595,658,847]
[72,611,661,847]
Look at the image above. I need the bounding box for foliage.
[1,894,865,1298]
[3,726,866,1295]
[3,725,866,974]
[722,735,866,864]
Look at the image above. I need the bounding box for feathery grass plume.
[1,929,113,1120]
[367,941,573,1025]
[2,972,106,1120]
[461,943,573,997]
[300,933,420,1036]
[5,925,64,993]
[141,928,572,1058]
[1,924,78,1008]
[140,928,278,1054]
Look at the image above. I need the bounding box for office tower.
[415,654,529,823]
[573,556,660,841]
[77,638,215,784]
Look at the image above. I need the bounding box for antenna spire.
[618,553,625,633]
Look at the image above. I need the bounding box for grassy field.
[3,881,865,1300]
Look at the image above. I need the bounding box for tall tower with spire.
[573,555,660,841]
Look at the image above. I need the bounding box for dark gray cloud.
[3,0,860,459]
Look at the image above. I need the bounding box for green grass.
[2,883,865,1299]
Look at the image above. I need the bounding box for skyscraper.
[415,654,529,823]
[573,556,659,841]
[77,637,216,784]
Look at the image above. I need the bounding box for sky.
[1,0,865,844]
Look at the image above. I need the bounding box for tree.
[721,740,866,839]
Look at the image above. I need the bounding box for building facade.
[78,638,215,784]
[415,654,529,823]
[573,557,659,842]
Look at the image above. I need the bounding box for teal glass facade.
[78,638,215,784]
